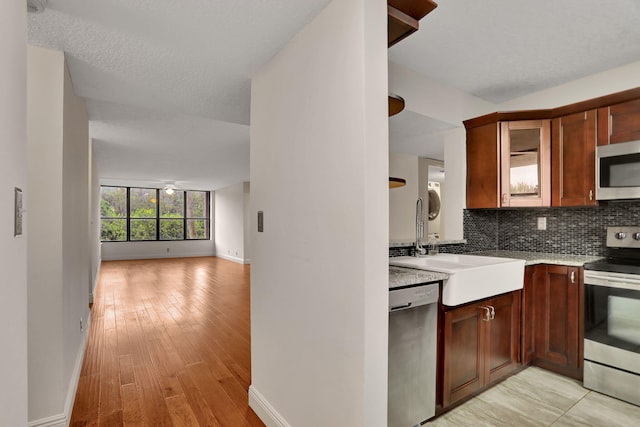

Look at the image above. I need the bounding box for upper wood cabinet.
[552,110,597,206]
[465,119,551,208]
[501,120,551,207]
[597,97,640,146]
[465,88,640,209]
[466,123,500,208]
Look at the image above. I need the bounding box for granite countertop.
[389,266,448,290]
[467,250,604,267]
[389,239,467,248]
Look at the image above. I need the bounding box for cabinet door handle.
[589,189,593,201]
[489,306,495,320]
[480,306,491,321]
[570,271,576,283]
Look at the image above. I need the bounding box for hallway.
[70,257,264,426]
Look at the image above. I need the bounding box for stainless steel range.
[583,227,640,406]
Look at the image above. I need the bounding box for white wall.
[249,0,388,425]
[243,182,251,262]
[61,57,90,418]
[27,45,91,426]
[101,239,215,260]
[499,60,640,111]
[27,46,66,423]
[442,129,466,240]
[90,140,101,300]
[389,152,419,243]
[214,182,250,263]
[388,61,497,126]
[0,2,28,425]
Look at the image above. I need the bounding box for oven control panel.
[606,227,640,248]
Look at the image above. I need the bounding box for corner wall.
[90,140,101,300]
[389,152,419,242]
[214,182,251,263]
[27,45,91,426]
[249,0,388,425]
[0,2,28,424]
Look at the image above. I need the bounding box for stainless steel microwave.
[596,140,640,200]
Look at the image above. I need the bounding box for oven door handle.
[585,273,640,290]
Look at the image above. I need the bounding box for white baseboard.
[27,413,66,427]
[215,252,251,264]
[89,263,101,303]
[101,251,215,261]
[28,312,90,427]
[248,385,291,427]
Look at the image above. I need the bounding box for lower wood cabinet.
[532,264,583,379]
[440,291,520,408]
[521,264,583,379]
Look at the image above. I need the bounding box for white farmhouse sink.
[389,254,525,306]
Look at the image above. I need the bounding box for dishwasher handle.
[390,302,413,312]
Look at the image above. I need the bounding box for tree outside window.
[99,186,210,242]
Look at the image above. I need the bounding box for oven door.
[584,270,640,405]
[596,140,640,200]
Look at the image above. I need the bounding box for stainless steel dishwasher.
[388,281,440,427]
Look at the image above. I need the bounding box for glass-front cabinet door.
[500,120,551,207]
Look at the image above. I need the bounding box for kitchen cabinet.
[441,291,520,408]
[551,110,597,207]
[466,123,500,208]
[387,0,438,47]
[521,265,535,366]
[532,265,583,380]
[597,97,640,146]
[465,119,551,208]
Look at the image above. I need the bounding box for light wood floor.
[70,257,265,427]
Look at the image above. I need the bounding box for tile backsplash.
[390,201,640,257]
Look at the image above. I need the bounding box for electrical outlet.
[537,217,547,231]
[166,247,170,253]
[80,318,83,332]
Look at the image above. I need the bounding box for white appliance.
[427,181,441,240]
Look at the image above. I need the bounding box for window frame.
[99,185,211,242]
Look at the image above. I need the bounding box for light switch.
[537,217,546,231]
[258,211,264,232]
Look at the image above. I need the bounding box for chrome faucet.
[415,197,427,256]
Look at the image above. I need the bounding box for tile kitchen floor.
[428,367,640,426]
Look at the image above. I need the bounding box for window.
[160,190,184,240]
[100,187,127,241]
[187,191,210,239]
[130,188,157,241]
[100,186,211,242]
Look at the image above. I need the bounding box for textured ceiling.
[27,0,331,190]
[27,0,640,188]
[389,0,640,103]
